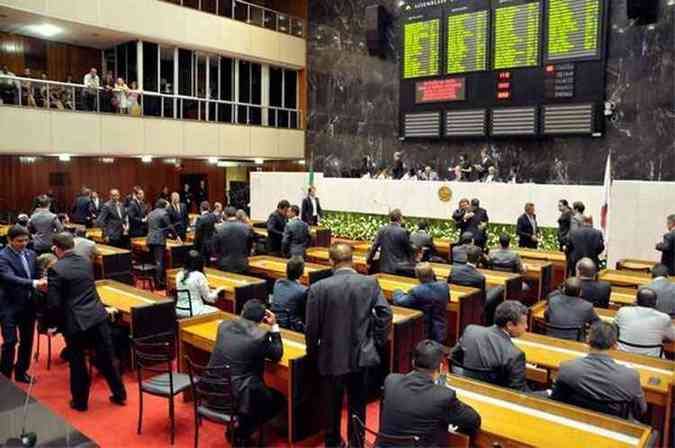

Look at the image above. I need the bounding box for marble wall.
[307,0,674,184]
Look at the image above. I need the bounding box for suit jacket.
[393,281,448,344]
[448,264,486,292]
[146,208,175,246]
[488,248,524,273]
[194,212,217,258]
[516,213,538,248]
[282,218,310,257]
[270,279,307,332]
[451,325,527,391]
[126,199,147,238]
[451,243,470,265]
[656,230,675,275]
[579,278,611,309]
[301,196,323,225]
[167,203,188,237]
[452,209,470,236]
[28,209,64,252]
[465,208,489,246]
[615,306,675,357]
[207,318,282,415]
[0,246,38,315]
[544,292,599,340]
[410,230,436,261]
[368,223,414,274]
[305,269,392,376]
[213,220,252,273]
[566,226,604,271]
[380,371,481,446]
[71,195,93,225]
[46,252,108,335]
[645,277,675,315]
[558,210,573,246]
[266,211,287,254]
[89,197,102,219]
[96,200,127,241]
[551,352,647,418]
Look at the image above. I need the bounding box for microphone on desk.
[5,375,38,447]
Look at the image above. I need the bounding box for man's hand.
[263,309,277,326]
[35,278,48,292]
[532,235,539,243]
[176,237,183,245]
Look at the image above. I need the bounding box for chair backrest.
[491,263,519,273]
[618,339,664,358]
[175,288,194,318]
[449,349,500,385]
[186,357,238,417]
[351,414,420,448]
[562,390,633,420]
[545,322,585,342]
[131,335,174,379]
[131,300,177,341]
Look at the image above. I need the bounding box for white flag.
[600,152,612,256]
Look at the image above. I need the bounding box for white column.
[136,41,143,90]
[261,64,269,126]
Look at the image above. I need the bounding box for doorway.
[179,174,208,213]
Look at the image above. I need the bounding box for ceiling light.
[163,158,177,164]
[254,158,264,165]
[100,157,115,164]
[297,160,306,165]
[58,154,71,162]
[141,155,152,163]
[217,161,241,168]
[26,23,62,38]
[19,156,36,164]
[208,157,219,164]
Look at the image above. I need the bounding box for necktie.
[20,252,31,278]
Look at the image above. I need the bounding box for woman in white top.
[114,78,129,114]
[175,250,222,318]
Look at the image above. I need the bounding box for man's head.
[487,166,496,176]
[200,201,210,212]
[287,256,305,282]
[460,231,474,245]
[277,200,290,213]
[558,199,569,212]
[8,226,30,252]
[636,287,658,308]
[587,322,618,351]
[417,220,429,232]
[412,340,444,379]
[52,232,75,258]
[91,191,99,199]
[394,152,401,161]
[575,257,597,278]
[110,189,120,202]
[214,202,223,213]
[289,205,300,219]
[171,192,180,203]
[389,209,403,223]
[89,67,97,76]
[667,214,675,231]
[308,186,316,197]
[415,263,436,284]
[37,195,51,209]
[133,186,144,201]
[572,201,585,214]
[524,202,535,216]
[155,199,168,209]
[1,65,8,73]
[499,233,511,249]
[329,243,353,269]
[241,299,267,323]
[37,253,58,272]
[495,300,529,337]
[480,147,488,158]
[466,246,482,265]
[583,215,594,226]
[651,263,670,279]
[459,198,470,210]
[562,277,582,297]
[470,198,480,210]
[224,206,237,219]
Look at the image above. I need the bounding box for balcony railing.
[162,0,305,38]
[0,75,302,129]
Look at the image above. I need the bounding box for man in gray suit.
[146,199,179,289]
[28,195,64,254]
[488,234,526,274]
[615,288,675,357]
[451,300,529,391]
[409,221,436,261]
[544,277,599,341]
[367,209,414,275]
[213,206,253,274]
[551,321,647,419]
[282,205,310,258]
[656,214,675,275]
[644,264,675,315]
[451,231,473,265]
[96,189,129,248]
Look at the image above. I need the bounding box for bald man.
[96,189,129,248]
[576,258,611,309]
[615,288,675,357]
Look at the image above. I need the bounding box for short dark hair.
[183,250,205,276]
[588,321,617,350]
[224,206,237,218]
[38,195,51,209]
[562,277,582,297]
[499,233,511,248]
[200,201,210,212]
[559,199,569,207]
[418,220,429,231]
[470,198,480,207]
[494,300,528,328]
[389,209,402,222]
[287,256,304,281]
[652,264,670,278]
[155,199,169,209]
[8,225,30,241]
[667,214,675,225]
[460,231,473,244]
[290,205,300,216]
[636,287,658,308]
[466,246,482,264]
[242,299,266,323]
[277,200,290,210]
[329,243,353,265]
[413,340,443,371]
[572,201,585,213]
[53,232,75,251]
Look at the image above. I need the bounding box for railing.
[0,75,302,129]
[162,0,305,38]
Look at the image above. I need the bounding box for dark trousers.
[238,386,285,439]
[0,308,35,378]
[84,92,97,111]
[519,240,538,249]
[149,244,166,288]
[64,321,126,408]
[322,370,368,448]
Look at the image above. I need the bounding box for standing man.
[306,244,392,447]
[557,199,573,250]
[126,186,147,238]
[656,214,675,275]
[89,190,102,221]
[367,209,414,275]
[0,226,45,383]
[465,199,489,250]
[282,205,311,258]
[70,187,93,226]
[146,200,179,290]
[180,184,193,213]
[452,198,472,237]
[475,146,494,182]
[516,202,539,248]
[301,186,323,226]
[193,201,217,260]
[392,152,404,180]
[46,233,126,411]
[570,201,586,231]
[213,207,254,273]
[194,179,208,206]
[566,216,604,276]
[83,67,99,111]
[168,192,188,240]
[28,195,64,255]
[266,200,289,257]
[96,189,128,248]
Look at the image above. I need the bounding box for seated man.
[449,246,504,325]
[643,263,675,316]
[72,228,101,262]
[380,340,481,446]
[451,231,473,265]
[488,234,526,274]
[207,300,285,445]
[270,256,308,332]
[392,263,448,344]
[451,300,529,391]
[550,321,647,419]
[544,277,599,341]
[409,221,437,262]
[576,257,611,309]
[615,287,675,357]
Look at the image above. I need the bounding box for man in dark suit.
[452,198,471,238]
[306,244,392,447]
[451,231,473,265]
[566,216,604,276]
[393,263,448,344]
[89,190,103,222]
[656,214,675,275]
[301,186,323,226]
[367,209,414,275]
[516,202,539,248]
[576,257,611,309]
[146,199,178,290]
[644,264,675,315]
[409,221,436,262]
[0,226,45,382]
[207,300,285,445]
[168,192,189,240]
[266,200,289,256]
[46,233,126,411]
[282,205,310,258]
[270,257,308,332]
[451,300,529,391]
[551,321,647,419]
[557,199,573,250]
[449,246,504,326]
[28,195,64,255]
[488,234,526,274]
[213,207,253,273]
[545,277,599,340]
[380,340,481,446]
[126,186,147,238]
[193,201,217,260]
[70,187,93,226]
[464,199,489,250]
[96,189,129,248]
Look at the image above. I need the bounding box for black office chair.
[545,322,585,342]
[557,390,634,420]
[175,289,194,319]
[490,263,519,274]
[351,414,420,448]
[618,339,664,358]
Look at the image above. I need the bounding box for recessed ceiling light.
[254,158,264,165]
[141,155,153,163]
[207,157,219,164]
[25,23,62,38]
[58,154,71,162]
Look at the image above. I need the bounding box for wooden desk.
[178,312,322,444]
[306,247,370,274]
[131,237,193,269]
[94,244,133,283]
[253,226,332,248]
[610,287,638,309]
[165,267,267,314]
[429,263,523,302]
[445,375,652,448]
[95,279,169,325]
[513,247,567,287]
[374,273,483,346]
[85,227,104,243]
[597,269,670,289]
[0,224,9,237]
[247,255,333,286]
[617,259,657,274]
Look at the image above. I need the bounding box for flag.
[308,168,314,188]
[600,151,612,254]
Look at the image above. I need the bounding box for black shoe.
[109,395,127,406]
[15,373,35,384]
[70,400,88,412]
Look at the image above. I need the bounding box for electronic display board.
[493,0,541,70]
[416,78,467,103]
[546,0,602,62]
[447,8,489,74]
[403,18,441,79]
